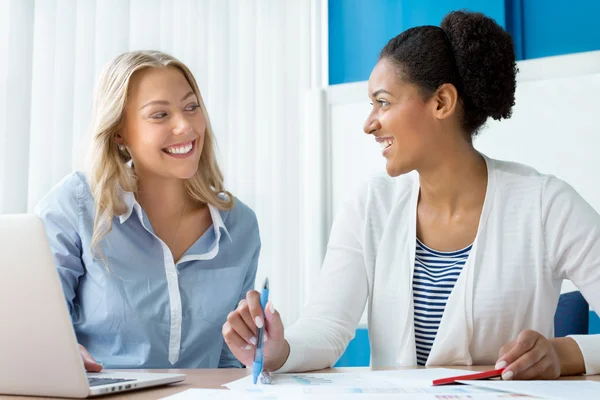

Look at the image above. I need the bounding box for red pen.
[432,368,505,386]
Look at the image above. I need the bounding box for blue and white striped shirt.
[413,238,472,366]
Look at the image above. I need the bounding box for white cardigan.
[280,155,600,374]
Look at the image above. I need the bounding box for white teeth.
[165,143,193,154]
[379,138,394,150]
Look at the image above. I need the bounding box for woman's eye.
[377,99,389,107]
[185,104,200,112]
[151,112,167,119]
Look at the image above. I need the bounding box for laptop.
[0,214,185,398]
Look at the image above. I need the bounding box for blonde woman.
[35,51,260,370]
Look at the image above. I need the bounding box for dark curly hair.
[380,11,517,136]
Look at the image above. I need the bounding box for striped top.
[413,238,472,366]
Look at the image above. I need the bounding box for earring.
[118,144,125,152]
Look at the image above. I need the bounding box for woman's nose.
[173,114,192,135]
[363,114,380,135]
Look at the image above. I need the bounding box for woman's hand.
[79,344,103,372]
[222,290,290,371]
[496,329,584,380]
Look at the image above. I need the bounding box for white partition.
[303,50,600,314]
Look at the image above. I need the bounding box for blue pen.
[252,277,269,384]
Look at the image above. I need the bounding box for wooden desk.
[4,366,599,400]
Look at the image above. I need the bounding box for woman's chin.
[180,170,199,181]
[170,165,199,181]
[385,160,412,178]
[385,163,402,177]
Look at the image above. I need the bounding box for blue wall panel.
[329,0,600,85]
[334,328,370,367]
[328,0,505,84]
[590,311,600,335]
[328,0,404,85]
[520,0,600,59]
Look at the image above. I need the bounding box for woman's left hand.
[495,329,561,380]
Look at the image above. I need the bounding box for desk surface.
[4,366,600,400]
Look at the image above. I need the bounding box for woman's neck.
[135,173,189,218]
[417,144,488,215]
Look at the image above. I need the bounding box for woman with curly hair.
[223,11,600,379]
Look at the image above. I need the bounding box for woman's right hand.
[222,290,290,372]
[79,344,103,372]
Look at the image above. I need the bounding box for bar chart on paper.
[222,369,512,395]
[289,375,335,385]
[163,388,528,400]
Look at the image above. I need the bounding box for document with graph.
[163,388,528,399]
[222,369,511,396]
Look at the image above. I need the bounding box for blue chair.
[554,290,589,337]
[335,291,593,367]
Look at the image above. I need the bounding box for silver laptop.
[0,214,185,398]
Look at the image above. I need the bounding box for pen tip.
[264,277,269,289]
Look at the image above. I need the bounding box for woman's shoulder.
[35,171,93,214]
[486,156,593,218]
[487,156,573,195]
[488,156,547,181]
[219,195,259,233]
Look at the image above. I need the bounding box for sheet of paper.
[162,388,531,399]
[459,380,600,400]
[160,389,289,400]
[160,389,240,399]
[223,369,507,395]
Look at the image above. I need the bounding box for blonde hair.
[88,50,233,256]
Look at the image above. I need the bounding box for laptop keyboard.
[88,377,136,387]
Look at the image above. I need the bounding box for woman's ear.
[432,83,459,120]
[115,129,126,145]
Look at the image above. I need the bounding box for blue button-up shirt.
[35,172,260,368]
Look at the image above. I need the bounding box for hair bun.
[441,11,517,123]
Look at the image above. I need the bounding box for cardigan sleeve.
[277,184,370,373]
[542,176,600,375]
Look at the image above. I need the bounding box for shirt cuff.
[569,334,600,375]
[273,331,309,373]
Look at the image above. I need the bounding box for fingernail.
[502,370,513,380]
[244,344,252,350]
[255,316,264,329]
[269,303,276,314]
[264,334,268,343]
[495,360,507,369]
[249,337,257,345]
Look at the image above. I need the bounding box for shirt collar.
[118,188,137,224]
[117,188,232,242]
